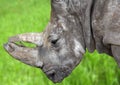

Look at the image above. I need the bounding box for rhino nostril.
[46,70,56,80]
[49,72,55,78]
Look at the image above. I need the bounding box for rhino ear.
[4,33,44,68]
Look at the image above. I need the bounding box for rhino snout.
[43,65,72,83]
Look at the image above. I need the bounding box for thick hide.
[4,0,120,83]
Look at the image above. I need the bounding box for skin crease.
[4,0,120,83]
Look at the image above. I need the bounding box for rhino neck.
[79,0,96,52]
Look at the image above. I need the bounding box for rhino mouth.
[42,65,72,83]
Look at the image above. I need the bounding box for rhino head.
[4,0,85,83]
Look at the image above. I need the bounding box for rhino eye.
[51,39,59,45]
[48,34,59,45]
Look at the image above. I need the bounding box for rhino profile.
[4,0,120,83]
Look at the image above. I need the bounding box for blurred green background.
[0,0,120,85]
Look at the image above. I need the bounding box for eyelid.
[48,34,60,44]
[55,0,60,2]
[53,0,63,3]
[49,34,59,40]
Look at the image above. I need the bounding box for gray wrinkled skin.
[4,0,120,83]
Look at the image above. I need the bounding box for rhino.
[4,0,120,83]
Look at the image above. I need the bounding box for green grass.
[0,0,120,85]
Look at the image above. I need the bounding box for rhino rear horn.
[9,33,43,46]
